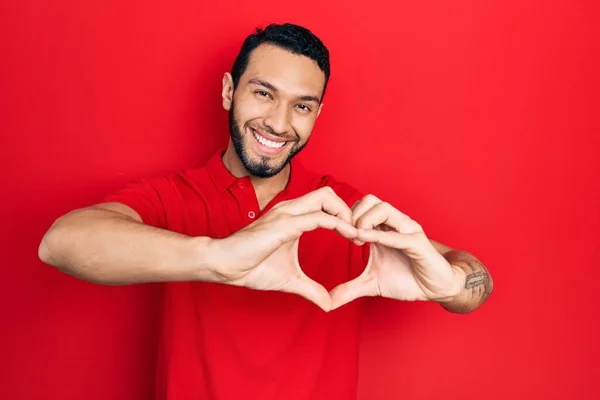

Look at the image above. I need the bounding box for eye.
[255,90,272,99]
[296,104,311,112]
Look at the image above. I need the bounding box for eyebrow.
[248,78,321,104]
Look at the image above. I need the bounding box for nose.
[264,102,291,135]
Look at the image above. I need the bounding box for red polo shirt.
[105,150,370,400]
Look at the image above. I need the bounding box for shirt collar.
[206,149,314,198]
[207,149,238,193]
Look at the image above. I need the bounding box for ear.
[317,103,324,118]
[222,72,234,111]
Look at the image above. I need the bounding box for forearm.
[438,250,494,314]
[38,207,217,285]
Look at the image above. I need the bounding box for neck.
[222,140,290,209]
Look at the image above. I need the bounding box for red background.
[1,0,599,399]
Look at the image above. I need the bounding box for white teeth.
[252,130,286,149]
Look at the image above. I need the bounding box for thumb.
[329,273,378,311]
[286,274,332,312]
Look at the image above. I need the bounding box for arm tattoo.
[442,250,494,311]
[464,260,493,303]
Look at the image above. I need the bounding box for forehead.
[241,44,325,97]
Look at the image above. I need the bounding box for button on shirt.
[105,149,370,400]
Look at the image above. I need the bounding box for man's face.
[223,44,325,178]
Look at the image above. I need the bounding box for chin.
[241,150,289,178]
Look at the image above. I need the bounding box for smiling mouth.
[251,128,289,149]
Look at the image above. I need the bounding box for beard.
[228,101,307,178]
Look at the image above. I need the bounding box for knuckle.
[411,221,424,232]
[273,213,291,225]
[364,193,379,201]
[272,199,289,210]
[355,217,368,228]
[320,186,335,196]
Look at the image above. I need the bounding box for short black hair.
[230,23,331,102]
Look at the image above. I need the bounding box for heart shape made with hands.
[231,187,460,313]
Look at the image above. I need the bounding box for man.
[38,23,493,399]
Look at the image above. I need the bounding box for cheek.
[237,92,271,115]
[292,115,317,142]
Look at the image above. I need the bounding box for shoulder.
[102,164,213,228]
[104,163,211,205]
[143,163,212,189]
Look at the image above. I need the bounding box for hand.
[329,195,465,310]
[211,187,358,312]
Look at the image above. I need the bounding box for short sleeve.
[103,176,172,229]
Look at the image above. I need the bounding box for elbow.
[37,224,97,284]
[38,236,51,265]
[38,211,75,268]
[38,221,62,267]
[37,213,124,286]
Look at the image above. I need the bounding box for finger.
[351,194,382,225]
[287,211,358,240]
[280,187,353,225]
[356,229,420,250]
[355,202,422,234]
[329,273,378,310]
[286,274,332,312]
[351,195,382,245]
[352,238,365,246]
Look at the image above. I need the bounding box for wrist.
[434,262,467,304]
[189,236,226,283]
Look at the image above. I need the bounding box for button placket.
[232,178,258,221]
